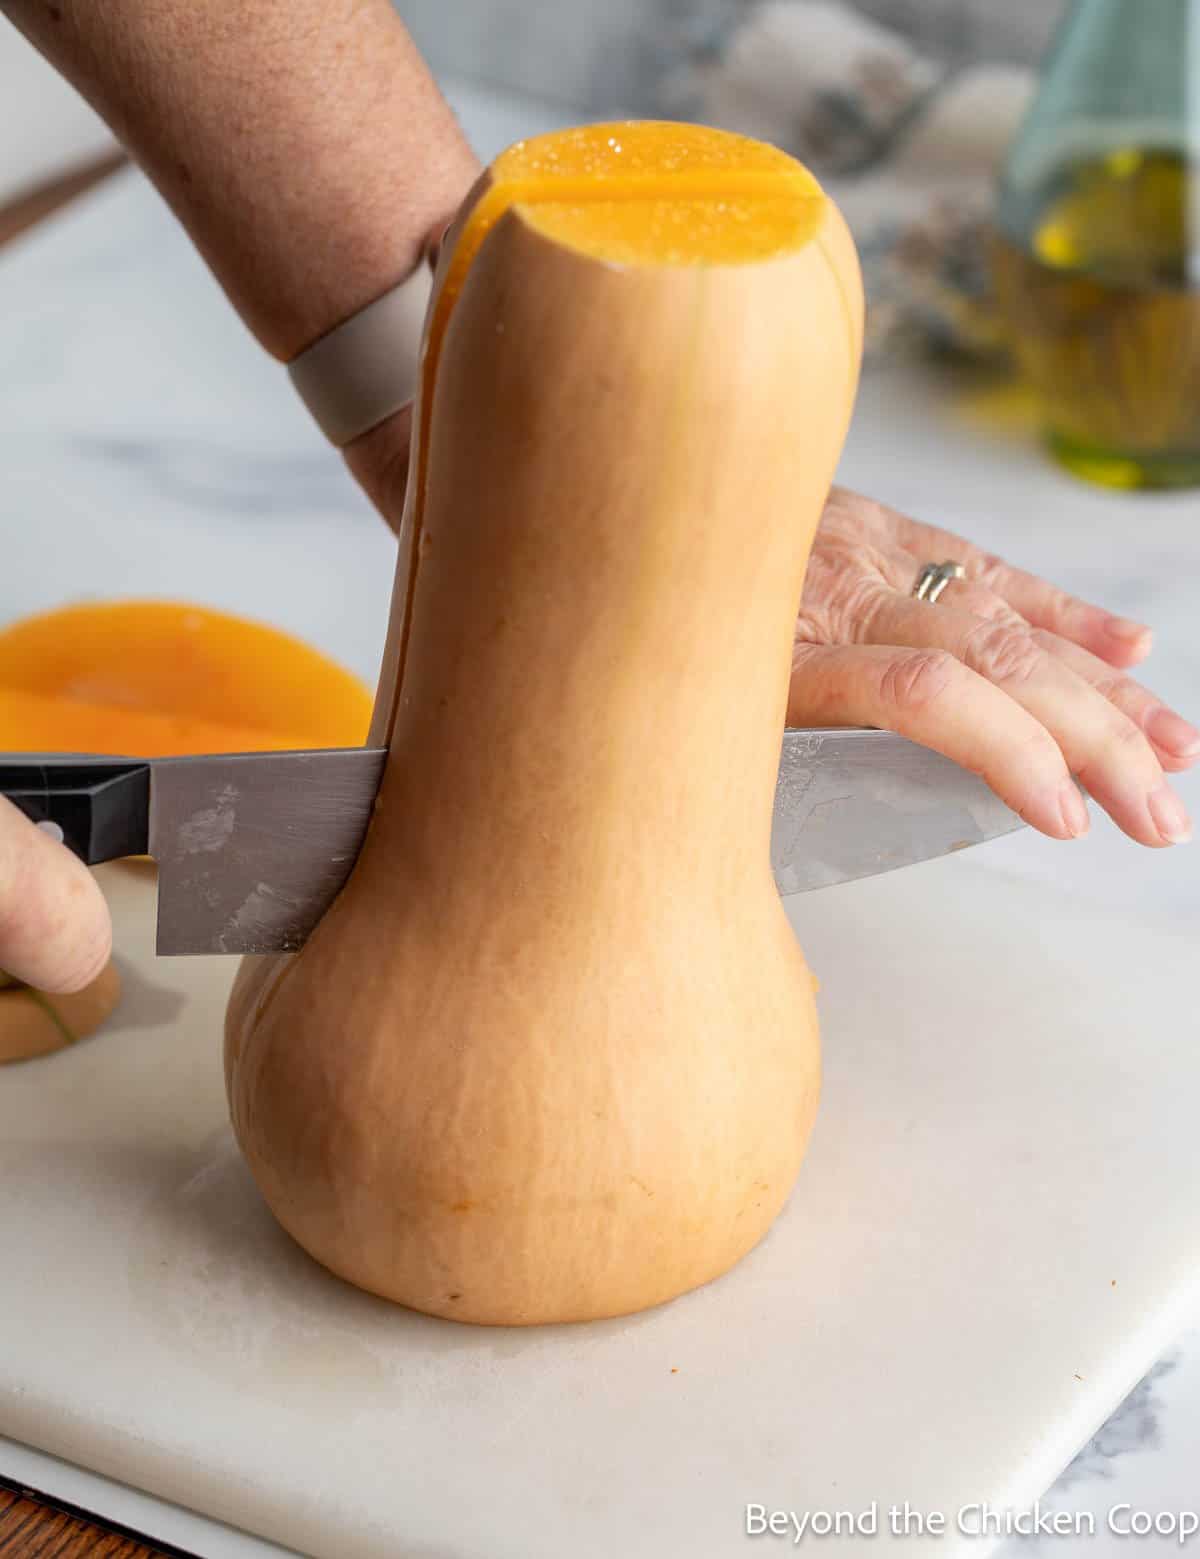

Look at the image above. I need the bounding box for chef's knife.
[0,732,1022,956]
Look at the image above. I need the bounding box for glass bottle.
[992,0,1200,490]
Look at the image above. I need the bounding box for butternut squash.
[225,123,863,1325]
[0,962,122,1064]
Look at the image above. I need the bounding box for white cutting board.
[1,851,1198,1559]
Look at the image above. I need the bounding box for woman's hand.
[0,799,111,992]
[791,487,1198,847]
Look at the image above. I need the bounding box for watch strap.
[287,260,434,447]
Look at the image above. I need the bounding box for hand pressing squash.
[226,123,864,1326]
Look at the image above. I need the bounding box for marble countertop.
[0,70,1198,1558]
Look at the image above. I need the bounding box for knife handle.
[0,760,150,864]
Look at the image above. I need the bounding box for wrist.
[342,403,415,534]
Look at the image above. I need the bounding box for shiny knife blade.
[0,732,1022,957]
[0,748,383,959]
[770,728,1021,895]
[148,747,386,959]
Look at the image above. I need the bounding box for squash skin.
[226,143,863,1324]
[0,960,122,1064]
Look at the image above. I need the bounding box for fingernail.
[1147,707,1200,760]
[1105,616,1152,645]
[1148,785,1194,844]
[1058,781,1091,839]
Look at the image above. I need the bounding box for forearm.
[3,0,480,359]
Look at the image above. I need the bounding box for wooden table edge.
[0,1475,195,1558]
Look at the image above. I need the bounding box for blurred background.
[399,0,1073,359]
[396,0,1064,118]
[2,0,1068,361]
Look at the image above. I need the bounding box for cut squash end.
[495,120,822,193]
[446,122,827,287]
[518,192,825,267]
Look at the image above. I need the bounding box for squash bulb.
[226,123,864,1325]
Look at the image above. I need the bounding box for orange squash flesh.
[0,600,373,755]
[227,123,865,1326]
[440,122,825,303]
[0,687,315,759]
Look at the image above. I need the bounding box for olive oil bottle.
[992,0,1200,489]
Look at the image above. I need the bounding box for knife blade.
[0,732,1021,956]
